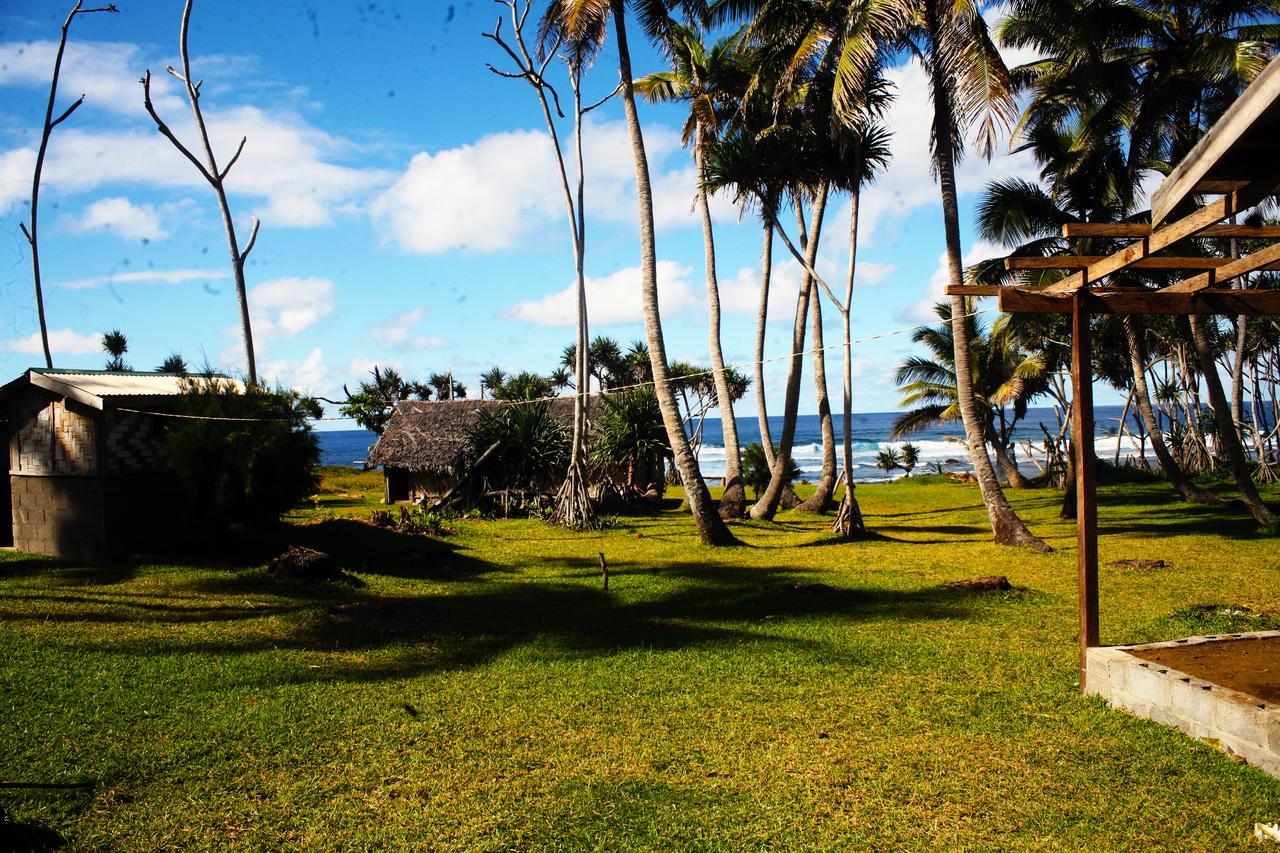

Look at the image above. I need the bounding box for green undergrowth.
[1,468,1279,849]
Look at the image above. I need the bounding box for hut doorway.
[0,415,11,547]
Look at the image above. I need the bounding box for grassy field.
[3,468,1280,850]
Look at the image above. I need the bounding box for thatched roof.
[367,396,588,474]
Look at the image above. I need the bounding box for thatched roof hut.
[367,397,583,476]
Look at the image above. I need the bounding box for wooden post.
[1071,289,1100,687]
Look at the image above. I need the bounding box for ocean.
[317,404,1157,483]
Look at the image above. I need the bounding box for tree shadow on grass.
[266,518,501,581]
[72,559,998,689]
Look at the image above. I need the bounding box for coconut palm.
[897,0,1048,548]
[892,302,1048,488]
[636,22,751,518]
[542,0,735,545]
[875,445,901,474]
[900,442,920,475]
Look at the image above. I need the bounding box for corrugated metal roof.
[0,369,243,409]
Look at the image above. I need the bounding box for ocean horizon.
[318,404,1161,483]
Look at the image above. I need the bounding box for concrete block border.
[1085,631,1280,778]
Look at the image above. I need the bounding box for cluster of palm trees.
[500,0,1278,544]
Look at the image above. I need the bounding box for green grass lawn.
[3,468,1280,849]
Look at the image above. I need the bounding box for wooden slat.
[1043,195,1245,295]
[1161,240,1280,294]
[1072,290,1099,687]
[1006,255,1280,271]
[1061,223,1280,239]
[997,288,1280,314]
[1152,56,1280,224]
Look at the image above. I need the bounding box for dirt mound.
[268,546,363,586]
[943,575,1011,592]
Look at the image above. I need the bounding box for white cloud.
[0,147,35,214]
[899,239,1007,323]
[370,307,449,350]
[67,196,166,242]
[261,347,328,393]
[0,40,185,118]
[346,356,403,379]
[370,118,713,254]
[0,327,101,356]
[246,276,336,340]
[503,261,698,326]
[57,267,229,290]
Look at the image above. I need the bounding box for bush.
[465,401,570,495]
[162,377,320,541]
[741,442,802,499]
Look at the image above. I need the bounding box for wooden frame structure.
[947,55,1280,685]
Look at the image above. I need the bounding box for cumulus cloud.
[370,118,724,254]
[0,327,101,356]
[899,239,1007,323]
[0,39,389,225]
[247,276,336,340]
[261,346,328,393]
[503,261,698,326]
[66,196,166,242]
[370,307,449,350]
[58,268,229,290]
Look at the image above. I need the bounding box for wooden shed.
[0,368,238,561]
[367,397,666,504]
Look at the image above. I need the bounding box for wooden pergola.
[948,55,1280,685]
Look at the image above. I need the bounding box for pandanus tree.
[636,22,752,518]
[541,0,736,545]
[487,0,609,530]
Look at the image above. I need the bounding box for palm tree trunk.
[695,139,745,519]
[751,186,828,520]
[797,250,837,513]
[834,191,866,537]
[1124,317,1219,503]
[1188,314,1276,527]
[754,217,776,468]
[929,58,1047,550]
[992,441,1032,488]
[612,1,733,545]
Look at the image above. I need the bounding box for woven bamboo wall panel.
[14,396,97,475]
[105,411,163,472]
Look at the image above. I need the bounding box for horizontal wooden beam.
[995,287,1280,315]
[1006,255,1280,271]
[1061,223,1280,239]
[1161,240,1280,294]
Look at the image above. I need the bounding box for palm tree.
[158,353,188,374]
[636,22,751,519]
[899,0,1048,549]
[900,442,920,475]
[892,303,1047,488]
[102,329,129,372]
[480,366,507,399]
[543,0,735,545]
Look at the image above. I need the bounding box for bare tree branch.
[141,70,216,185]
[240,216,260,263]
[582,83,622,114]
[48,94,84,129]
[18,222,32,245]
[219,135,248,181]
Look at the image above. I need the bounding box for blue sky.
[0,0,1116,429]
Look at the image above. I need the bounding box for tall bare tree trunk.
[834,191,866,537]
[695,139,745,519]
[797,204,836,512]
[1124,317,1219,503]
[22,1,117,369]
[754,217,776,468]
[613,1,733,545]
[929,54,1047,550]
[1188,314,1276,527]
[751,186,828,520]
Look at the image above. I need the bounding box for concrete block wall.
[10,475,105,562]
[1086,633,1280,778]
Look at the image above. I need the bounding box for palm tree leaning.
[636,23,750,519]
[545,0,735,545]
[903,0,1048,549]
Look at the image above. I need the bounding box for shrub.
[465,401,570,495]
[162,377,320,540]
[741,442,801,499]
